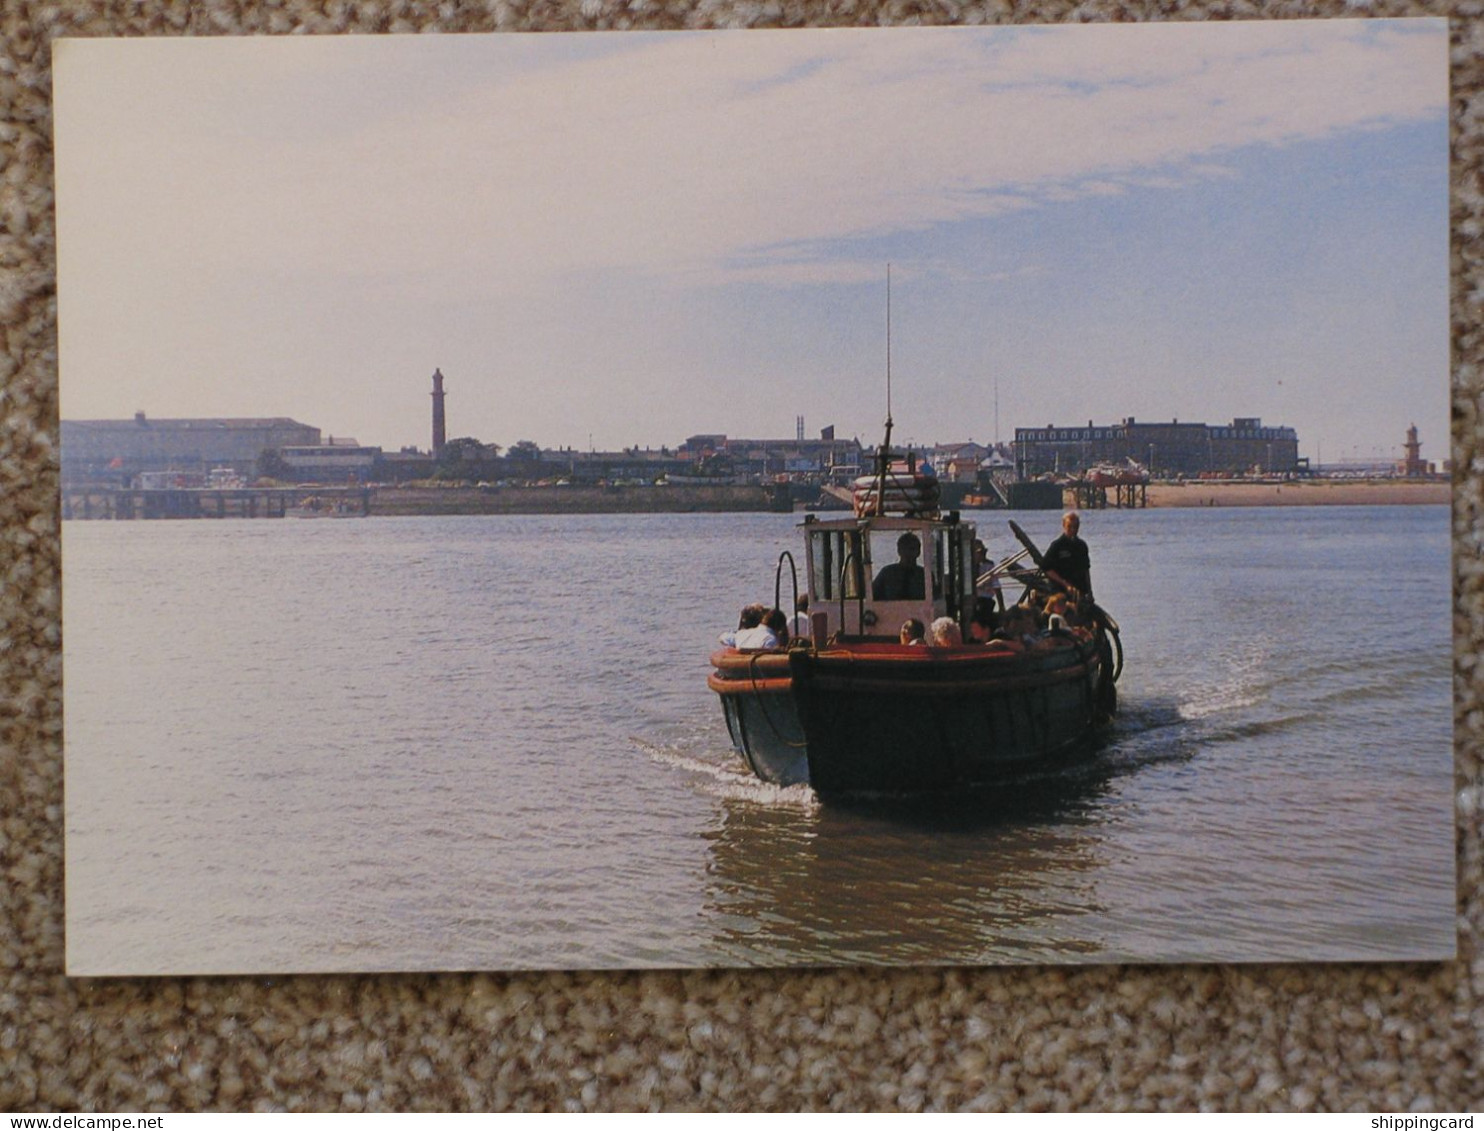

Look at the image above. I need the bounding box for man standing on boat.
[1044,511,1093,601]
[872,532,926,601]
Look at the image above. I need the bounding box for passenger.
[979,633,1025,655]
[790,595,812,639]
[719,603,768,648]
[1062,596,1091,634]
[872,532,926,601]
[1044,590,1094,638]
[764,607,790,647]
[733,619,780,651]
[973,540,1005,612]
[899,618,926,646]
[1004,602,1070,652]
[995,606,1039,647]
[967,597,998,644]
[928,616,962,647]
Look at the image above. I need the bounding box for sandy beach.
[1143,480,1450,507]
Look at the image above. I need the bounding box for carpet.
[2,0,1479,1111]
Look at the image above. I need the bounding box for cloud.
[50,23,1447,453]
[57,23,1445,300]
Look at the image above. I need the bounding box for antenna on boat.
[885,263,893,438]
[873,264,894,517]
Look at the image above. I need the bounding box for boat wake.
[1101,686,1308,775]
[631,737,820,812]
[1176,645,1272,720]
[1094,700,1207,773]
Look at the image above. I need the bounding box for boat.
[708,438,1123,796]
[1084,460,1149,488]
[287,494,365,518]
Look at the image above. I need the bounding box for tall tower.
[1404,424,1423,477]
[431,368,447,457]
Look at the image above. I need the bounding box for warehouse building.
[61,413,323,486]
[1015,417,1301,478]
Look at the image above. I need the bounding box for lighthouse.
[431,369,447,457]
[1403,424,1424,478]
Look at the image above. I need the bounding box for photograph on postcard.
[54,22,1453,975]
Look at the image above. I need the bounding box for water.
[62,506,1456,974]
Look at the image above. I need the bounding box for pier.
[1069,481,1148,510]
[62,486,370,520]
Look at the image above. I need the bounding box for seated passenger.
[979,634,1025,655]
[733,620,780,650]
[1042,591,1092,640]
[719,603,768,648]
[872,533,926,601]
[967,597,998,644]
[789,595,811,639]
[1007,604,1070,651]
[995,606,1039,646]
[763,607,790,647]
[899,618,926,646]
[928,616,962,647]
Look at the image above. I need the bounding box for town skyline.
[62,395,1434,471]
[54,23,1449,468]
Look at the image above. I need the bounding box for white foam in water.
[632,736,820,812]
[1177,644,1271,720]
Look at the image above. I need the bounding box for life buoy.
[851,473,941,516]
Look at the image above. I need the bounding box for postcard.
[55,22,1453,975]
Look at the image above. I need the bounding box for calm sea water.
[62,505,1456,974]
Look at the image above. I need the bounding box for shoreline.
[368,482,792,516]
[60,478,1453,521]
[1140,480,1450,508]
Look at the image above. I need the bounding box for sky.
[53,21,1450,465]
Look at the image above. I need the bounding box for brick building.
[679,430,864,483]
[1015,417,1301,478]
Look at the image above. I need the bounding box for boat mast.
[875,264,894,517]
[886,262,893,436]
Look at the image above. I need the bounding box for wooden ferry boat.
[708,445,1122,796]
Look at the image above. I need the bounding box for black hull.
[717,686,810,787]
[788,644,1106,794]
[710,640,1114,795]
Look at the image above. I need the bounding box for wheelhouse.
[799,512,977,643]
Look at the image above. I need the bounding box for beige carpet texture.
[4,0,1482,1113]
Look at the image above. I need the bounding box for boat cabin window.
[936,526,975,620]
[868,528,929,601]
[809,528,865,601]
[806,522,978,640]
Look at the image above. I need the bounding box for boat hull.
[708,652,809,786]
[709,640,1112,795]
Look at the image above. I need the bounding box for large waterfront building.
[279,438,381,483]
[1014,416,1301,478]
[679,429,864,483]
[61,414,323,485]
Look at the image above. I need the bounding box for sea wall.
[369,483,791,516]
[1144,480,1451,507]
[366,479,1450,517]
